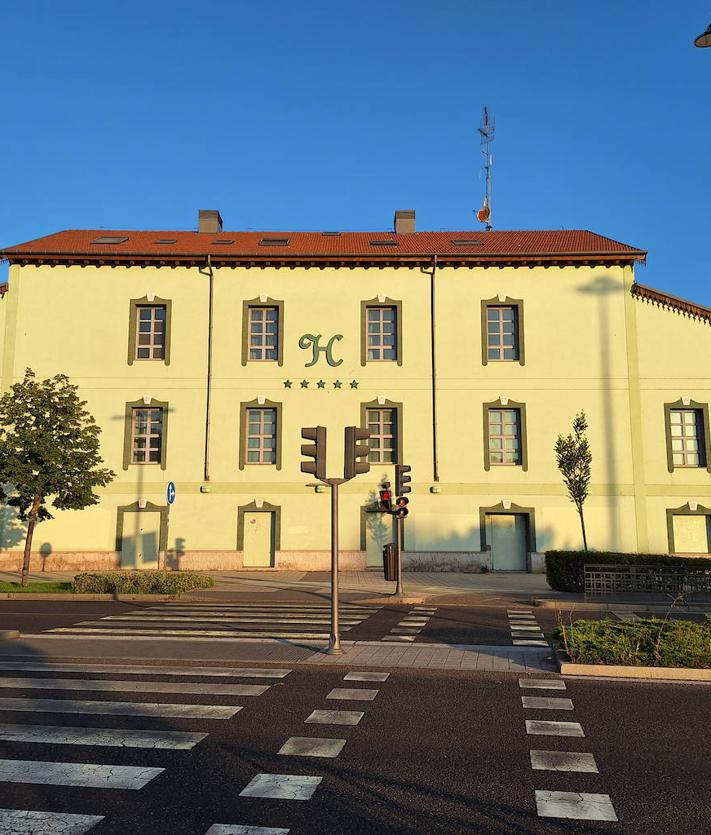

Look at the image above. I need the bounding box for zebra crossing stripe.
[0,808,104,834]
[0,678,269,697]
[239,773,322,800]
[0,662,291,678]
[521,696,574,710]
[94,616,363,625]
[327,688,378,701]
[382,635,416,642]
[526,720,584,737]
[206,826,290,835]
[0,697,242,719]
[0,758,164,789]
[0,723,207,749]
[46,628,335,639]
[535,790,617,821]
[519,679,566,690]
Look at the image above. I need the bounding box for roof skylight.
[259,238,290,246]
[91,236,128,244]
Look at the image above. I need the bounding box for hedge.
[545,550,711,592]
[556,618,711,668]
[71,571,214,595]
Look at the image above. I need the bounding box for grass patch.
[556,618,711,668]
[0,581,74,594]
[71,571,214,595]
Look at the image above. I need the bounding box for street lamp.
[694,22,711,47]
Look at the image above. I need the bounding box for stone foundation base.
[402,551,491,572]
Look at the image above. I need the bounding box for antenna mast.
[476,107,495,230]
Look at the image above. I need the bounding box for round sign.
[166,481,176,504]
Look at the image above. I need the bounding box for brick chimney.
[394,210,416,235]
[198,209,223,234]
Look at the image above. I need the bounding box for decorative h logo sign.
[299,333,343,367]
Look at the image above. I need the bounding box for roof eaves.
[632,282,711,324]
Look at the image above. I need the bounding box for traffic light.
[394,496,409,518]
[378,482,392,513]
[395,464,411,497]
[300,426,327,481]
[344,426,371,480]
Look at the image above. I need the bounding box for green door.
[243,511,274,567]
[488,514,528,571]
[120,511,161,569]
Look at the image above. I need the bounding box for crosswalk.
[39,602,381,641]
[0,660,289,833]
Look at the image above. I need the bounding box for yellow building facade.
[1,210,710,572]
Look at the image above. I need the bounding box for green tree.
[0,369,115,585]
[555,411,592,550]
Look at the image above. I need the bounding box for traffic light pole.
[326,477,345,655]
[394,513,405,596]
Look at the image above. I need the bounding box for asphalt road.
[0,659,707,834]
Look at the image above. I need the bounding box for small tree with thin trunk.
[0,369,115,585]
[555,411,592,550]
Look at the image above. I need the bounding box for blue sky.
[2,1,710,303]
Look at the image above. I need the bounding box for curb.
[0,593,180,601]
[534,598,711,613]
[560,661,711,681]
[0,630,20,641]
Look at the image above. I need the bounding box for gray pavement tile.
[535,791,617,821]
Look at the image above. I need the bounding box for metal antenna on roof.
[476,107,494,231]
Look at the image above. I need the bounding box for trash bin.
[383,542,397,581]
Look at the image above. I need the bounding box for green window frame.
[241,298,284,366]
[360,398,403,464]
[122,398,169,470]
[239,398,282,470]
[483,399,528,471]
[664,399,711,473]
[128,296,172,365]
[361,297,403,366]
[481,296,524,366]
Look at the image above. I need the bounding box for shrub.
[545,550,711,592]
[72,571,214,595]
[556,618,711,668]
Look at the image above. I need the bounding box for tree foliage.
[0,369,115,583]
[554,411,592,549]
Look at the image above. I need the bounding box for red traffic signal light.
[300,426,327,482]
[394,495,409,518]
[344,426,371,480]
[378,482,392,513]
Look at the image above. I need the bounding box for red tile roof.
[632,282,711,324]
[0,228,646,266]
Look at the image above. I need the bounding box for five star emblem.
[316,380,326,389]
[300,380,309,389]
[283,380,292,389]
[350,380,359,389]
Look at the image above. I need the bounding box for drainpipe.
[428,256,439,481]
[198,255,214,482]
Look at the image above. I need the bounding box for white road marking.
[508,625,544,632]
[278,737,346,758]
[398,618,429,624]
[0,677,269,697]
[206,826,289,835]
[535,791,617,821]
[525,720,584,737]
[511,632,545,638]
[522,696,574,711]
[98,615,363,624]
[530,750,598,773]
[327,688,378,701]
[239,773,322,801]
[519,679,566,690]
[0,724,207,749]
[507,609,533,614]
[390,628,421,634]
[0,662,291,678]
[512,639,548,646]
[382,635,416,642]
[344,672,390,682]
[304,710,363,725]
[47,628,335,639]
[0,759,163,789]
[0,808,104,834]
[0,697,242,719]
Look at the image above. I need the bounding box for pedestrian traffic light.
[394,496,409,518]
[379,483,392,513]
[300,426,327,482]
[395,464,412,497]
[344,426,371,480]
